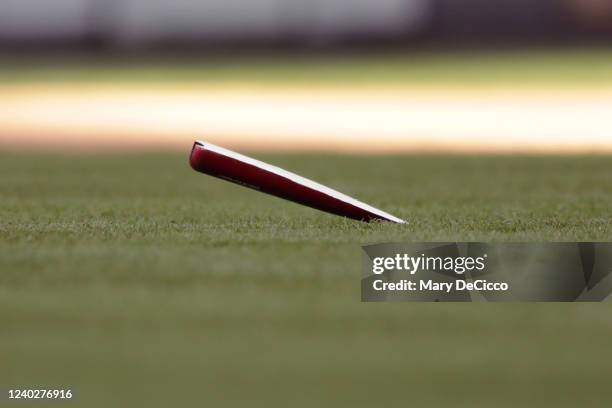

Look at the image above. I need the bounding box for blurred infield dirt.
[1,83,612,154]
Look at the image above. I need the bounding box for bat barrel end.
[189,141,206,171]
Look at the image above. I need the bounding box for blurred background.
[1,0,611,153]
[1,0,612,48]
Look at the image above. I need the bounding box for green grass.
[1,152,612,407]
[2,49,612,85]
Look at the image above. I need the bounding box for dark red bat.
[189,141,405,223]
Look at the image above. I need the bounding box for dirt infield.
[1,82,611,153]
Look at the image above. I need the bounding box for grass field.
[2,49,612,85]
[1,152,612,407]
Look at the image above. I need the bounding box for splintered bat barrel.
[189,141,405,224]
